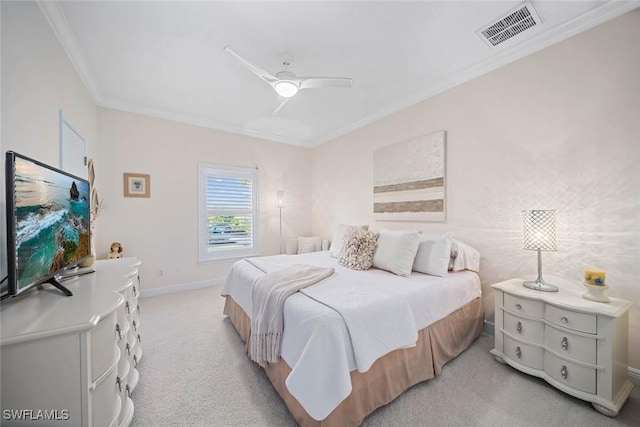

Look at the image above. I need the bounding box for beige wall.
[311,10,640,369]
[0,1,98,279]
[96,108,312,289]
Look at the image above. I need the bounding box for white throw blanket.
[249,263,335,367]
[300,278,418,372]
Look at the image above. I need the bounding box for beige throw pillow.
[339,229,378,270]
[329,223,369,258]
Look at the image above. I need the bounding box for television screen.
[5,151,91,297]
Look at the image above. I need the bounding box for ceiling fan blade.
[298,77,353,90]
[224,46,277,85]
[271,96,291,115]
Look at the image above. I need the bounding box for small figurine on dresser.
[107,242,123,259]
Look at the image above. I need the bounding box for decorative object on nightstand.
[522,209,558,292]
[277,190,286,254]
[490,278,633,417]
[583,269,610,302]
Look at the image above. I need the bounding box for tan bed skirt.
[223,296,483,427]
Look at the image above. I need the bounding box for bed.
[221,240,483,426]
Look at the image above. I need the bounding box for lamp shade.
[522,210,557,251]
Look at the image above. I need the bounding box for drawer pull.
[115,323,122,340]
[515,303,522,310]
[126,343,131,356]
[133,355,138,368]
[137,304,141,314]
[515,346,522,359]
[126,384,132,398]
[116,375,123,392]
[137,275,141,285]
[561,365,568,379]
[561,316,568,324]
[126,301,131,315]
[137,333,142,344]
[516,321,522,333]
[562,337,569,351]
[132,320,137,331]
[133,285,137,297]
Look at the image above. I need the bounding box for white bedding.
[221,251,481,420]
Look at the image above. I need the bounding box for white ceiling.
[41,1,639,147]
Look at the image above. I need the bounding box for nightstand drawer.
[545,326,597,364]
[504,312,544,344]
[504,293,544,318]
[545,305,597,334]
[544,353,596,394]
[504,336,543,369]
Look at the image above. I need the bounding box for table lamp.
[522,209,558,292]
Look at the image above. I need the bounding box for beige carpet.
[130,286,639,427]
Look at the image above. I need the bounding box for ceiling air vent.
[477,1,542,47]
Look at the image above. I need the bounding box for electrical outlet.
[159,269,164,277]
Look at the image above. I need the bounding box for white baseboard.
[140,278,224,298]
[629,367,640,386]
[483,320,495,336]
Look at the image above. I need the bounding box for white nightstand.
[490,278,634,417]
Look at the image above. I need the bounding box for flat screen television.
[4,151,92,297]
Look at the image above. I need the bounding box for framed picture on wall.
[373,130,446,221]
[124,173,150,198]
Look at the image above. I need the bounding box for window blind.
[198,163,258,261]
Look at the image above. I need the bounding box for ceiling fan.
[224,46,353,114]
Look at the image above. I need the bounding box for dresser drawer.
[504,312,544,344]
[545,326,597,364]
[504,293,544,318]
[504,336,543,369]
[545,305,597,334]
[92,363,121,427]
[544,352,596,394]
[92,311,120,381]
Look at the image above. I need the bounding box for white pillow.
[297,236,322,254]
[372,229,420,276]
[329,224,369,258]
[413,232,453,277]
[450,239,481,272]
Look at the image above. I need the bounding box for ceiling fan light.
[275,81,298,98]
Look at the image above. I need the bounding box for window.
[198,163,259,262]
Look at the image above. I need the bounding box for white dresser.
[1,258,143,427]
[490,278,633,416]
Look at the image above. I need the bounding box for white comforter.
[221,251,481,420]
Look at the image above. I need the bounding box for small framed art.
[124,173,150,198]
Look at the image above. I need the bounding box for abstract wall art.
[373,130,446,221]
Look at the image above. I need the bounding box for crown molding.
[98,100,315,148]
[37,0,314,147]
[314,1,640,147]
[38,0,639,148]
[37,1,103,105]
